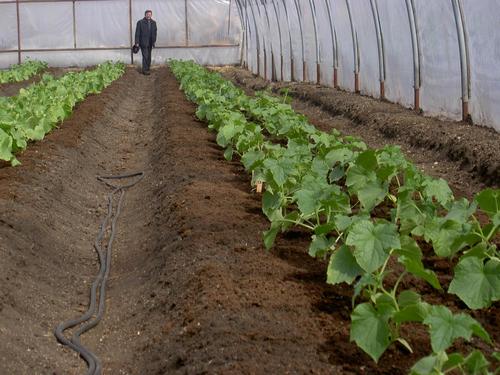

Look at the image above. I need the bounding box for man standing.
[135,10,157,75]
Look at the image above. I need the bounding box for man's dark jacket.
[135,18,157,48]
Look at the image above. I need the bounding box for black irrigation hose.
[54,171,144,375]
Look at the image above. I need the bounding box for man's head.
[145,10,152,20]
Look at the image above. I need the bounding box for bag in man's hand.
[132,45,140,54]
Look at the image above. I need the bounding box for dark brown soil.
[0,65,497,375]
[217,67,500,199]
[0,67,81,97]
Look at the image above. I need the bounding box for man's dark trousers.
[141,46,152,73]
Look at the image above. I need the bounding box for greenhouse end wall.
[0,0,242,67]
[238,0,500,132]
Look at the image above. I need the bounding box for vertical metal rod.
[346,0,359,92]
[247,0,260,76]
[16,0,21,64]
[308,0,320,84]
[129,0,133,64]
[292,0,305,81]
[228,0,232,34]
[370,0,385,99]
[405,0,421,111]
[280,0,294,81]
[185,0,189,46]
[72,0,77,49]
[333,67,338,88]
[270,0,283,81]
[452,0,471,122]
[271,52,276,81]
[325,0,339,88]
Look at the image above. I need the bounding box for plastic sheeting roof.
[236,0,500,132]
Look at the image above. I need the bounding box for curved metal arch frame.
[233,0,247,67]
[279,0,295,81]
[252,0,270,80]
[246,0,262,76]
[405,0,422,110]
[370,0,386,99]
[451,0,471,121]
[291,0,306,81]
[258,0,276,81]
[324,0,339,88]
[307,0,321,83]
[345,0,360,93]
[270,0,284,81]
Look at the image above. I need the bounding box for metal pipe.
[128,0,133,64]
[452,0,471,121]
[184,0,189,46]
[345,0,359,92]
[308,0,320,83]
[291,0,306,81]
[261,1,276,81]
[324,0,339,88]
[233,0,246,67]
[252,0,268,79]
[0,45,240,54]
[247,0,261,76]
[15,0,21,64]
[271,0,284,81]
[370,0,385,99]
[280,0,294,81]
[405,0,421,110]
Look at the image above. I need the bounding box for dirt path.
[0,65,497,375]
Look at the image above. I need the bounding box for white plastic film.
[0,53,18,69]
[19,2,74,49]
[315,1,334,86]
[153,46,240,65]
[376,0,413,108]
[414,0,462,120]
[22,50,131,68]
[0,3,17,50]
[300,1,318,82]
[350,0,380,97]
[133,0,186,46]
[285,0,305,80]
[463,0,500,131]
[331,0,355,91]
[75,1,130,48]
[188,0,240,45]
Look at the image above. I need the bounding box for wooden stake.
[256,181,263,193]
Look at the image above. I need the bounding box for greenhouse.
[0,1,499,374]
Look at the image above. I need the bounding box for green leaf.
[327,245,363,285]
[423,178,454,206]
[357,181,388,211]
[241,150,265,170]
[223,146,233,161]
[423,305,491,352]
[350,303,391,362]
[394,236,441,290]
[463,350,490,375]
[410,351,449,375]
[346,220,401,273]
[475,188,500,219]
[393,290,430,323]
[449,257,500,309]
[262,191,282,220]
[309,234,334,258]
[263,221,281,250]
[0,128,14,161]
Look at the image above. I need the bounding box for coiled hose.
[54,171,144,375]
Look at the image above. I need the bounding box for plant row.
[0,61,125,165]
[170,60,499,374]
[0,60,47,84]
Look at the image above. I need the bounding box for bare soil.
[0,65,497,375]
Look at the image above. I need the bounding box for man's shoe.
[144,70,151,75]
